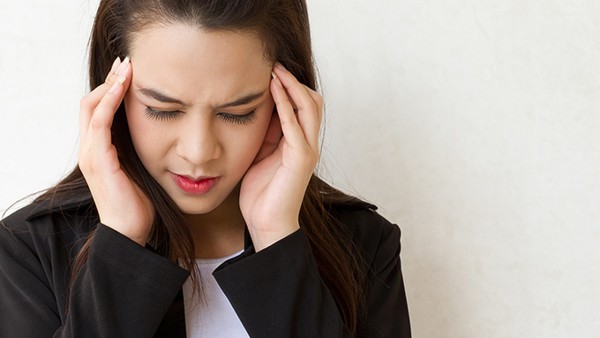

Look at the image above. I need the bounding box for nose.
[175,115,222,166]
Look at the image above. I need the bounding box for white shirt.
[182,250,250,338]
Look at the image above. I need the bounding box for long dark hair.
[34,0,370,333]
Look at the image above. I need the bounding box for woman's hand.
[78,57,154,246]
[239,63,323,251]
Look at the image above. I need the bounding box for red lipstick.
[171,173,218,195]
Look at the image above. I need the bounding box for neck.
[184,187,245,259]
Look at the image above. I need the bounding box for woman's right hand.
[78,57,154,246]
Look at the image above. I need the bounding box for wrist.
[99,218,150,247]
[249,223,300,252]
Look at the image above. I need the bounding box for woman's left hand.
[239,63,323,251]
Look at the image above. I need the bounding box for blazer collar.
[25,189,256,250]
[25,189,94,221]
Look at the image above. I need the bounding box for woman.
[0,0,410,337]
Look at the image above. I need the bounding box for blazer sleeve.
[0,222,188,338]
[213,215,411,337]
[360,218,411,337]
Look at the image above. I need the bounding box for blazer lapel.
[154,289,187,337]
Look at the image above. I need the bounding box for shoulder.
[1,190,97,254]
[329,203,402,274]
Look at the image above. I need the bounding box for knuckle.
[80,96,91,110]
[301,144,313,158]
[314,93,323,105]
[316,100,324,112]
[104,73,115,86]
[313,98,323,112]
[79,152,100,176]
[277,94,291,105]
[89,115,106,129]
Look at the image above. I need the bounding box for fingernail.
[108,77,124,94]
[107,81,120,94]
[110,57,121,74]
[116,56,130,76]
[271,71,282,87]
[108,75,126,94]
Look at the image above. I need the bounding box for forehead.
[128,23,272,104]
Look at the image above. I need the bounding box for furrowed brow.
[138,88,186,105]
[214,91,266,109]
[137,87,266,109]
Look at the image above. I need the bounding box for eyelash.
[144,107,257,125]
[144,107,181,122]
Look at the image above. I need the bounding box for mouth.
[170,172,219,195]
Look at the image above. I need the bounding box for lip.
[170,173,219,195]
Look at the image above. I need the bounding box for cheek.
[250,105,274,146]
[124,100,161,161]
[227,108,273,161]
[124,101,143,146]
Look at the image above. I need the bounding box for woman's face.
[124,23,274,215]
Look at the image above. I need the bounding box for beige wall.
[309,1,600,337]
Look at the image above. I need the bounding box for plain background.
[1,1,599,337]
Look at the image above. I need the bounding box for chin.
[175,200,222,215]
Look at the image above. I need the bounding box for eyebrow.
[137,87,266,109]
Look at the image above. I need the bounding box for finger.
[272,64,314,113]
[105,57,121,83]
[299,84,323,150]
[270,72,307,148]
[253,111,282,163]
[303,85,323,123]
[80,57,122,141]
[272,64,322,151]
[87,57,131,153]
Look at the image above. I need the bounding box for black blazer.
[0,191,411,337]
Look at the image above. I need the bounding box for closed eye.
[217,110,257,125]
[144,107,182,121]
[144,106,257,126]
